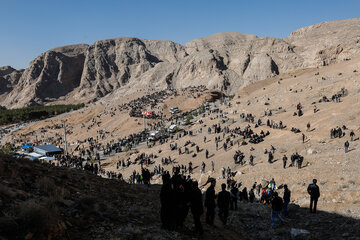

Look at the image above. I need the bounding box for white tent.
[39,156,55,161]
[26,152,43,160]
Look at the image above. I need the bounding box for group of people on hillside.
[160,175,321,233]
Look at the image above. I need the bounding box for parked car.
[168,124,177,133]
[169,107,180,114]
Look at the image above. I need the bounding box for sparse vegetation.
[36,176,68,202]
[0,103,85,125]
[198,105,206,114]
[0,143,13,154]
[185,113,193,125]
[18,200,59,238]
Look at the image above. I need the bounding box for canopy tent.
[19,145,31,149]
[26,152,43,160]
[34,145,63,156]
[39,156,55,161]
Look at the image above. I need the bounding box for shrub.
[18,200,58,237]
[185,113,193,125]
[0,103,85,125]
[1,143,13,154]
[36,177,67,202]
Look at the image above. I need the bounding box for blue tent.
[19,145,31,149]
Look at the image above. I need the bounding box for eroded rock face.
[75,38,187,99]
[0,66,24,102]
[284,18,360,67]
[2,18,360,108]
[3,44,88,108]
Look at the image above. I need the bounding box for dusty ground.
[1,155,360,240]
[3,57,360,221]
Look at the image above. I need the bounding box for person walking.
[307,179,320,213]
[302,133,306,143]
[344,140,350,153]
[201,161,206,173]
[230,183,239,210]
[190,181,204,235]
[217,183,230,227]
[350,131,355,142]
[270,192,284,228]
[283,184,291,217]
[282,155,287,169]
[160,174,175,230]
[204,180,216,225]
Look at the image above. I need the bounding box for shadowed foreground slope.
[0,155,359,240]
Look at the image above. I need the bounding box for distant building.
[33,145,63,156]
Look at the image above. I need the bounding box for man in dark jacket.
[344,140,350,153]
[205,180,216,225]
[160,174,175,230]
[230,183,239,210]
[282,155,287,169]
[283,184,291,217]
[271,192,284,228]
[307,179,320,213]
[190,181,203,235]
[218,183,230,226]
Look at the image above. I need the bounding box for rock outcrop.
[0,66,24,102]
[2,44,88,107]
[285,18,360,67]
[1,18,360,108]
[75,38,187,100]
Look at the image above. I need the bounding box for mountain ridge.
[1,18,360,108]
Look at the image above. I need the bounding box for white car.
[169,107,180,114]
[168,124,177,133]
[148,131,159,141]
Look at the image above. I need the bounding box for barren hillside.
[4,56,360,219]
[1,19,360,108]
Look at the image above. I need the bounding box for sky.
[1,0,359,69]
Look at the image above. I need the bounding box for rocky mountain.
[2,18,360,108]
[285,18,360,67]
[2,45,88,107]
[0,66,24,103]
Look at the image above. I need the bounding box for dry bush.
[0,183,16,199]
[36,177,68,202]
[77,196,99,215]
[0,158,4,176]
[18,200,58,237]
[9,168,19,179]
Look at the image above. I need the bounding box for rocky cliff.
[0,66,24,102]
[2,18,360,108]
[2,45,88,107]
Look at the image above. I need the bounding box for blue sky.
[1,0,359,69]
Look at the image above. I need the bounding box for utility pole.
[61,120,67,157]
[143,111,146,131]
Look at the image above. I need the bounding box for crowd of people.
[160,173,322,233]
[2,73,357,239]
